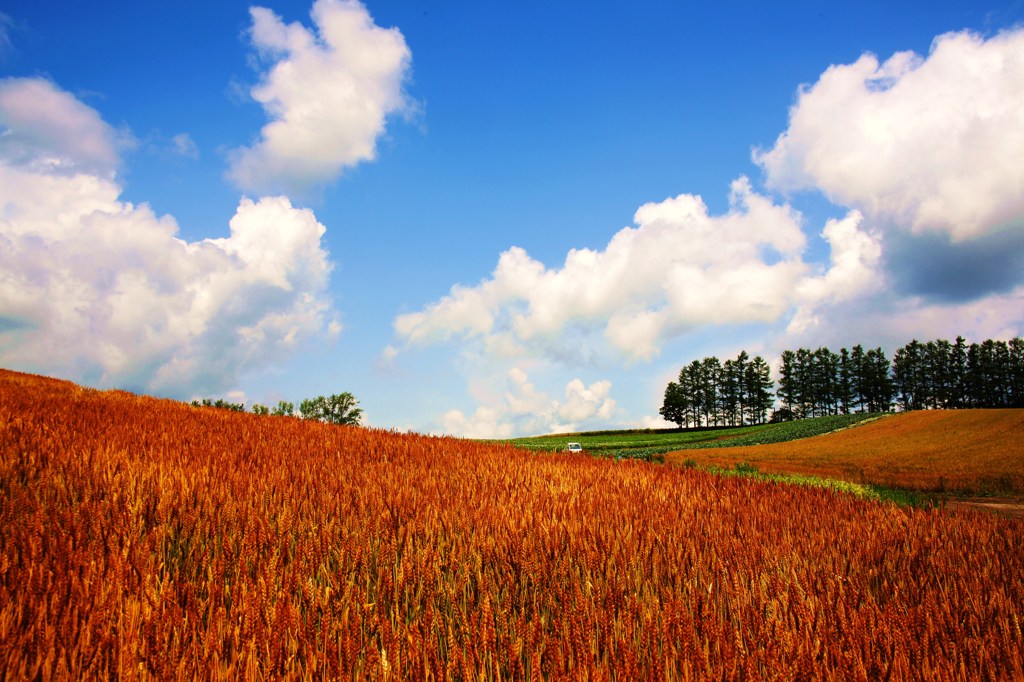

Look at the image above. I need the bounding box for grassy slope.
[663,409,1024,496]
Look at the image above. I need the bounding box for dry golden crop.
[665,410,1024,495]
[2,369,1023,679]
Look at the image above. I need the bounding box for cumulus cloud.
[439,369,616,438]
[0,77,339,397]
[787,210,884,334]
[229,0,411,194]
[780,283,1024,356]
[557,378,615,424]
[441,407,516,440]
[0,77,127,176]
[755,28,1024,244]
[396,177,813,363]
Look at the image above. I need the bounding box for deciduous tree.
[300,393,363,426]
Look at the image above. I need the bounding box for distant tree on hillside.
[250,401,293,416]
[191,398,246,412]
[701,357,723,426]
[300,393,363,426]
[894,339,925,411]
[889,336,1022,409]
[660,381,686,429]
[661,351,773,428]
[1010,337,1024,407]
[270,401,294,416]
[859,347,895,413]
[663,335,1019,428]
[743,355,774,424]
[778,348,802,417]
[836,347,854,414]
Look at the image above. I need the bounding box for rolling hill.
[2,368,1022,678]
[663,409,1024,496]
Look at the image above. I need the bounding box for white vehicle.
[566,442,583,453]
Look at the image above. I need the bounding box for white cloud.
[0,78,339,398]
[607,410,676,432]
[876,290,1024,345]
[441,406,515,440]
[557,378,615,423]
[171,132,199,159]
[438,368,616,438]
[502,367,552,417]
[755,28,1024,242]
[229,0,411,194]
[788,210,884,335]
[396,177,810,362]
[0,77,125,175]
[779,285,1024,355]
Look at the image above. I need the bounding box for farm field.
[2,368,1024,679]
[504,412,880,460]
[663,409,1024,497]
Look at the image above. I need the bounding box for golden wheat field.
[2,369,1023,680]
[665,410,1024,495]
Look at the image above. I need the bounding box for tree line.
[191,392,363,426]
[661,336,1023,428]
[892,337,1024,411]
[660,351,774,428]
[777,345,894,419]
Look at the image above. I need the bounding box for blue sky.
[2,1,1023,436]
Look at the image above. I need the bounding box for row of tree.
[660,351,774,428]
[191,392,363,426]
[661,336,1024,427]
[777,345,894,419]
[892,337,1024,410]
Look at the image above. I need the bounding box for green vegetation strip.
[669,413,884,449]
[693,461,929,508]
[502,413,884,461]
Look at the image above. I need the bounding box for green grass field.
[499,412,885,461]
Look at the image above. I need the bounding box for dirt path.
[945,498,1024,518]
